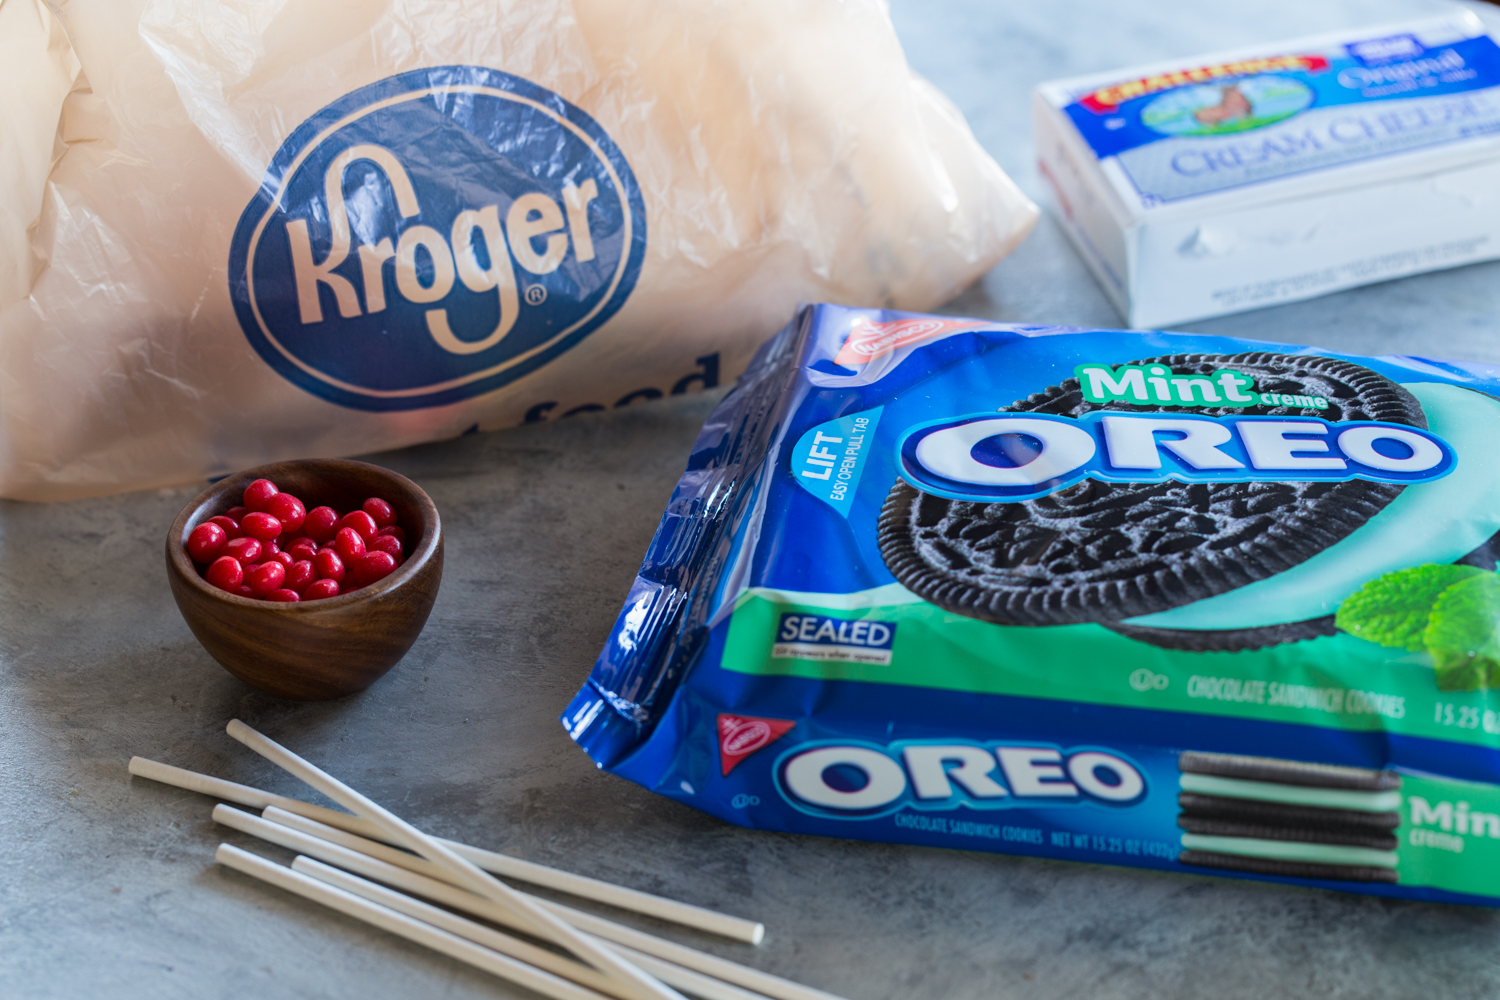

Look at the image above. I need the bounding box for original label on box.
[1063,27,1500,204]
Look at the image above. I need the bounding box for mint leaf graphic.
[1335,564,1485,652]
[1425,574,1500,692]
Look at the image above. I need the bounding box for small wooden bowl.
[166,459,443,700]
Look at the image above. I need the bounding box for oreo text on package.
[566,303,1500,908]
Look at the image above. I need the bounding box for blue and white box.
[1035,14,1500,327]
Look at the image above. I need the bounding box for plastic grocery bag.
[0,0,1036,501]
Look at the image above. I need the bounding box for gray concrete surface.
[9,0,1500,998]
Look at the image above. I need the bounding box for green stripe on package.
[566,303,1500,910]
[1397,774,1500,897]
[724,586,1500,750]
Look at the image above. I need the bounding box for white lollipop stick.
[295,856,774,1000]
[224,719,682,1000]
[130,755,763,944]
[215,844,611,1000]
[218,805,851,1000]
[262,806,445,876]
[290,854,629,999]
[130,756,367,828]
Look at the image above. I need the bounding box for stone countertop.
[6,1,1500,998]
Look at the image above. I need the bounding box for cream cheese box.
[1034,13,1500,328]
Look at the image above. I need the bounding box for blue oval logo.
[228,66,647,411]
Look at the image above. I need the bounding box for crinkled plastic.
[0,0,1036,501]
[566,302,1500,907]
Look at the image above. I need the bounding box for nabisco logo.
[229,66,646,412]
[718,714,795,776]
[832,316,987,368]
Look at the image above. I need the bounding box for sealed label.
[566,304,1500,909]
[772,614,896,665]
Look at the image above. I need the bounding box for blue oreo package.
[564,303,1500,906]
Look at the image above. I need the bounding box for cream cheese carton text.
[1034,14,1500,327]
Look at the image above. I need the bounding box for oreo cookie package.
[565,303,1500,906]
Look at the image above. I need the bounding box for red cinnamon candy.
[188,481,406,601]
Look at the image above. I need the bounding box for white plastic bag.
[0,0,1036,501]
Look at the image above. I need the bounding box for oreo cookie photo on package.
[566,303,1500,907]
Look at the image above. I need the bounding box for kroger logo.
[897,410,1455,503]
[228,66,646,411]
[774,741,1147,820]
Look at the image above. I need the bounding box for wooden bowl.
[166,459,443,700]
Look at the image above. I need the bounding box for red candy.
[240,511,282,541]
[246,561,286,596]
[362,497,397,528]
[333,526,366,563]
[285,559,317,593]
[190,483,408,600]
[287,537,319,560]
[243,478,279,512]
[369,534,403,560]
[303,506,340,543]
[351,550,397,586]
[187,522,228,563]
[339,510,379,542]
[205,556,243,592]
[267,493,307,533]
[303,578,341,600]
[223,536,263,566]
[314,548,346,583]
[209,515,243,540]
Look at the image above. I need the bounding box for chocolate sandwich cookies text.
[567,304,1500,911]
